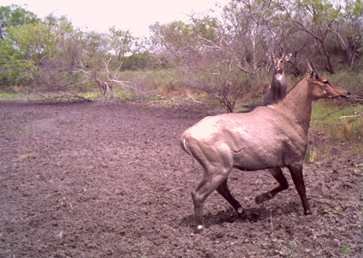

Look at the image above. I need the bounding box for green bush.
[117,69,181,93]
[0,39,36,85]
[120,52,169,70]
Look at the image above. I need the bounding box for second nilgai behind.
[263,53,291,105]
[181,62,349,232]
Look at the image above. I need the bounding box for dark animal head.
[272,53,291,73]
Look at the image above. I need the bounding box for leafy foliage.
[0,38,35,85]
[0,4,39,38]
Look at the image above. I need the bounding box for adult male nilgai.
[181,63,348,232]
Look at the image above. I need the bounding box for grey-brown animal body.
[181,66,348,232]
[183,108,306,171]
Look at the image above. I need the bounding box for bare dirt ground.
[0,102,362,258]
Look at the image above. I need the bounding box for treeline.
[0,1,362,109]
[0,4,168,92]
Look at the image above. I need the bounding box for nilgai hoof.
[236,207,246,218]
[304,209,312,215]
[195,224,204,233]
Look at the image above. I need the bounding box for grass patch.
[339,243,352,256]
[311,101,363,141]
[117,69,181,94]
[117,69,212,106]
[0,91,24,101]
[78,91,99,101]
[0,91,95,104]
[0,88,137,104]
[30,93,93,104]
[113,88,136,101]
[306,101,363,161]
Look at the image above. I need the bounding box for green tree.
[7,22,56,65]
[0,37,35,85]
[120,51,164,70]
[109,27,134,69]
[288,0,341,73]
[0,4,39,39]
[0,5,43,86]
[329,0,363,67]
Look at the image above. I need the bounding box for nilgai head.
[307,62,349,99]
[272,53,291,73]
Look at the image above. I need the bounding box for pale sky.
[0,0,228,37]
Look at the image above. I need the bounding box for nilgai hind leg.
[192,169,231,232]
[255,167,289,204]
[217,179,244,216]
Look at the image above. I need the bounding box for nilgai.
[181,63,348,231]
[263,53,291,105]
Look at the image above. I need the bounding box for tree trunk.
[319,40,335,74]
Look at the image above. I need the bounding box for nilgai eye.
[322,80,329,83]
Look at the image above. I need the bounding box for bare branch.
[292,20,321,42]
[236,63,252,74]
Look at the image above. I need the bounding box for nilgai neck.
[275,77,313,134]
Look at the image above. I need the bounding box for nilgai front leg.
[287,164,312,215]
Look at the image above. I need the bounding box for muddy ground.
[0,102,361,257]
